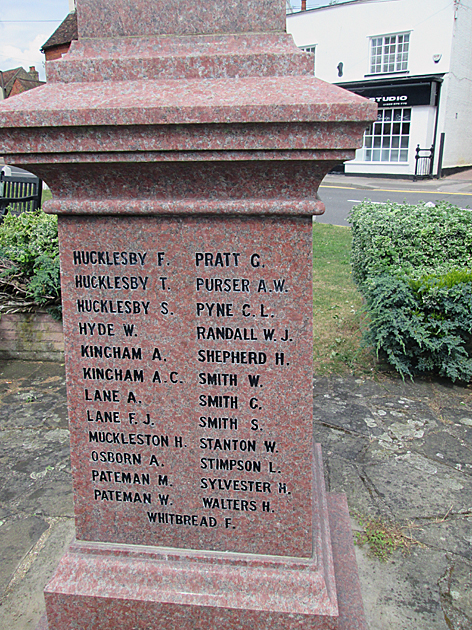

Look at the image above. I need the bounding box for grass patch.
[42,188,53,205]
[312,223,375,375]
[354,515,423,560]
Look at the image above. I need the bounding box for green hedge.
[0,209,61,318]
[349,201,472,382]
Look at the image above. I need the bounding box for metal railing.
[413,144,434,181]
[0,167,43,218]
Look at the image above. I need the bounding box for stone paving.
[0,360,471,629]
[313,374,472,630]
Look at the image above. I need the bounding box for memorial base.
[38,493,365,630]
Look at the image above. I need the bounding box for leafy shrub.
[349,201,472,382]
[364,273,472,382]
[0,209,61,318]
[350,201,472,286]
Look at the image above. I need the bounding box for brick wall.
[0,312,64,361]
[45,44,72,61]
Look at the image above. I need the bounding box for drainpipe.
[431,80,443,177]
[301,0,307,10]
[0,71,6,100]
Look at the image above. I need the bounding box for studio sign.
[350,82,438,108]
[369,95,408,104]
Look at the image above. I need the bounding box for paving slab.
[0,516,48,596]
[363,457,472,520]
[0,518,75,630]
[416,517,472,561]
[438,557,472,630]
[356,546,450,630]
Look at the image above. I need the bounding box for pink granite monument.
[0,1,376,627]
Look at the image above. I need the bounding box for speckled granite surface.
[77,0,287,38]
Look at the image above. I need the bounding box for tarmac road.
[3,162,472,227]
[317,170,472,226]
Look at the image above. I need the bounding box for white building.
[287,0,472,177]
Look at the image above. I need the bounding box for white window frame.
[362,107,411,163]
[369,32,410,75]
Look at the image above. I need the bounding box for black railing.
[0,168,43,219]
[413,144,434,181]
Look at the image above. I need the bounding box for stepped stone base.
[37,494,365,630]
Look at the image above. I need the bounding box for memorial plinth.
[0,1,376,627]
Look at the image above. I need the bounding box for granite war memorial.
[0,0,376,627]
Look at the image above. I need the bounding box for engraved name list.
[60,216,314,558]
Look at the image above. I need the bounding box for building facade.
[287,0,472,176]
[0,67,44,100]
[41,12,78,62]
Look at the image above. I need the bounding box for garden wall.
[0,311,64,361]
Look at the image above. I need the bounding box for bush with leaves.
[349,201,472,382]
[350,201,472,285]
[0,209,61,318]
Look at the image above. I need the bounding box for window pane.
[370,38,382,73]
[371,60,380,73]
[364,109,411,162]
[361,107,410,163]
[395,33,409,71]
[370,33,409,74]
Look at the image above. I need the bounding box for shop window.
[370,33,409,74]
[363,108,411,162]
